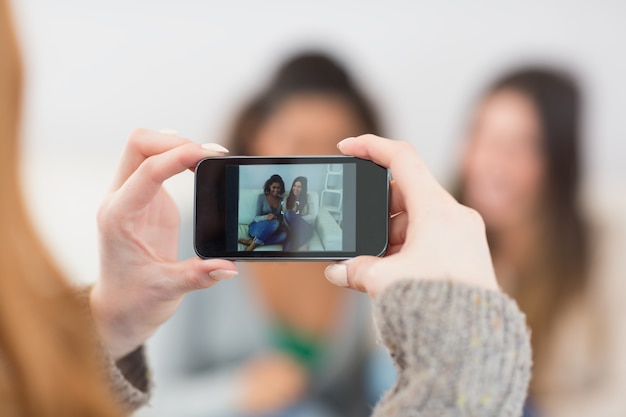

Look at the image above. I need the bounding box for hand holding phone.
[324,135,499,296]
[91,129,237,360]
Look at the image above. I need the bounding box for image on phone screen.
[233,163,354,252]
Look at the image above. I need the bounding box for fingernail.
[202,143,230,153]
[159,128,178,135]
[209,269,238,281]
[325,263,349,287]
[337,137,355,149]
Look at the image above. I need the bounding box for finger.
[168,257,238,294]
[337,134,418,168]
[384,243,402,256]
[325,256,386,296]
[111,128,193,191]
[338,135,446,212]
[389,180,405,215]
[111,142,220,214]
[389,211,409,245]
[158,129,207,175]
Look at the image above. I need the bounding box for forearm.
[372,280,531,417]
[254,195,267,223]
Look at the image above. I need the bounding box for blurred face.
[292,181,302,197]
[249,93,365,156]
[461,89,546,231]
[269,182,282,197]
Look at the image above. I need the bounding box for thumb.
[324,256,382,296]
[169,257,238,293]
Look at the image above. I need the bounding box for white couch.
[237,189,343,251]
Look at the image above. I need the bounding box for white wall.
[9,0,626,283]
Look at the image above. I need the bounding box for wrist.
[89,284,142,360]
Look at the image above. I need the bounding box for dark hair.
[227,52,382,155]
[286,176,308,211]
[459,67,591,389]
[263,174,285,196]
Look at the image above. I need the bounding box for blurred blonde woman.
[458,67,626,417]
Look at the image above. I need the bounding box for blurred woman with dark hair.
[458,67,626,416]
[149,52,388,417]
[225,54,386,416]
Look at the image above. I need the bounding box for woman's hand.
[239,353,307,414]
[325,134,498,297]
[90,129,238,359]
[267,213,276,220]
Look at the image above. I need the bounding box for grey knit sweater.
[371,280,531,416]
[111,279,532,416]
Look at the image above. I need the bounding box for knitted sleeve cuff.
[105,345,151,413]
[372,279,531,417]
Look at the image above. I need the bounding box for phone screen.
[194,156,388,260]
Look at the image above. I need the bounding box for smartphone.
[194,156,389,260]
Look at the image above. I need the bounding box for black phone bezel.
[194,156,389,260]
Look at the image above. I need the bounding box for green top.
[270,321,326,374]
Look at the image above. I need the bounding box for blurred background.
[9,1,626,416]
[11,0,625,284]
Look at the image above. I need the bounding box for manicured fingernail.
[202,143,230,153]
[337,137,355,149]
[325,264,349,287]
[159,128,178,135]
[209,269,238,281]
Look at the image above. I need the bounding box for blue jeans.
[284,210,314,251]
[249,219,287,246]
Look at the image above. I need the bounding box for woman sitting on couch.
[239,174,288,251]
[284,176,318,251]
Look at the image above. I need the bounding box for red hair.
[0,1,121,415]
